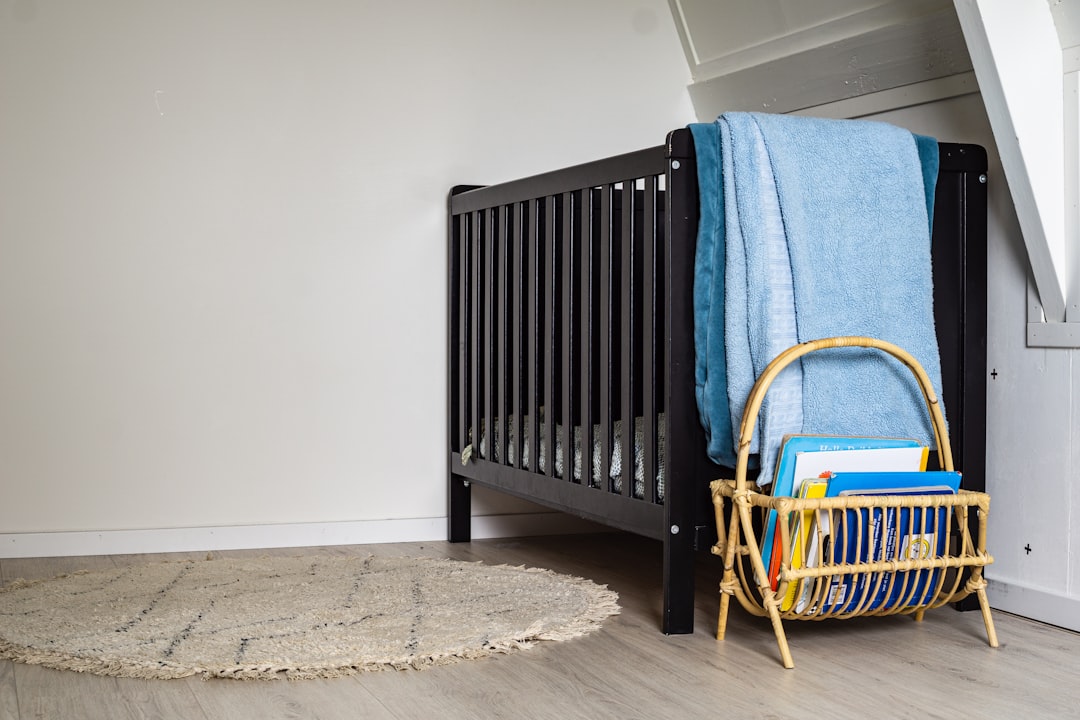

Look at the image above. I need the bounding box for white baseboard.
[986,577,1080,633]
[0,513,605,559]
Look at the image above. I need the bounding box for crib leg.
[448,473,472,543]
[662,528,696,634]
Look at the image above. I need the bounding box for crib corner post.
[448,473,472,543]
[659,127,704,636]
[662,520,697,634]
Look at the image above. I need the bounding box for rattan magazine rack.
[711,336,998,669]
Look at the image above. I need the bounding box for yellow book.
[781,477,829,611]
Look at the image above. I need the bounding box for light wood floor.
[2,532,1078,720]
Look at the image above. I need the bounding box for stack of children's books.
[760,435,961,615]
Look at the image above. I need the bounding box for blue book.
[819,471,960,612]
[758,436,926,588]
[828,470,961,496]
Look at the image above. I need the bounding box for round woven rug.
[0,554,619,680]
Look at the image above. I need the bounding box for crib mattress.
[470,412,667,501]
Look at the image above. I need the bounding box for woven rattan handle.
[734,336,952,492]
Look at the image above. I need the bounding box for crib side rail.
[448,146,674,527]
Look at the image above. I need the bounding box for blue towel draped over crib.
[691,112,944,485]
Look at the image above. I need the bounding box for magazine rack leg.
[955,495,998,647]
[715,492,740,642]
[743,496,794,669]
[967,498,997,643]
[978,585,999,647]
[766,598,794,669]
[972,497,1001,648]
[716,486,796,668]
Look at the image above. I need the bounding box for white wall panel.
[820,92,1080,626]
[1071,353,1080,599]
[670,0,1080,631]
[0,0,694,541]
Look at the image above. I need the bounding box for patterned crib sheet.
[470,411,666,501]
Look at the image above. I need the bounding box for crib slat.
[598,184,612,491]
[471,211,482,460]
[457,213,469,452]
[496,205,509,466]
[544,196,557,478]
[620,181,635,497]
[527,199,541,473]
[642,175,658,502]
[512,202,524,469]
[516,202,529,470]
[485,208,496,463]
[560,191,574,482]
[579,188,594,487]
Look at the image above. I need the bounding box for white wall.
[0,1,694,552]
[864,96,1080,631]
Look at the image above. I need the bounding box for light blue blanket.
[692,113,943,484]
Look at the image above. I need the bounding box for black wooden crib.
[447,129,988,634]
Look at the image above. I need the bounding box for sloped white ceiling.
[1049,0,1080,48]
[955,0,1077,335]
[670,0,951,81]
[668,0,1078,340]
[669,0,971,117]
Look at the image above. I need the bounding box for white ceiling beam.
[954,0,1068,322]
[1066,48,1080,322]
